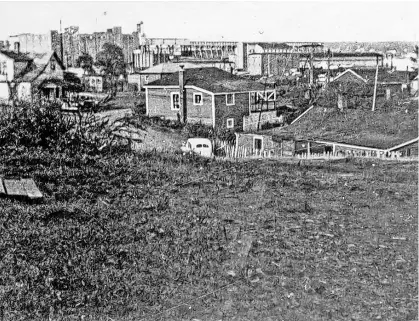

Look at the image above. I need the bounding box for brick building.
[62,24,142,70]
[143,67,277,131]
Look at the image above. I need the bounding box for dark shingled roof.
[0,50,32,62]
[146,67,266,93]
[263,103,418,150]
[257,42,291,50]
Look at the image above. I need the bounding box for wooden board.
[3,179,26,196]
[21,179,43,199]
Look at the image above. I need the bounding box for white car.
[181,138,213,157]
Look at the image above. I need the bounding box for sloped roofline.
[386,137,419,152]
[331,69,368,83]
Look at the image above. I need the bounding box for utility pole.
[327,48,331,85]
[309,48,314,86]
[372,63,379,111]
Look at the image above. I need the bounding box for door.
[254,138,263,154]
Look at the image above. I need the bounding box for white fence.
[215,141,417,162]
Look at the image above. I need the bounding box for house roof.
[0,50,32,62]
[15,51,64,83]
[256,42,291,50]
[145,67,266,93]
[139,63,201,74]
[332,68,416,85]
[263,102,418,150]
[331,69,368,84]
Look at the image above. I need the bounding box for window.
[50,60,56,71]
[196,144,203,148]
[171,92,180,110]
[226,118,234,129]
[193,93,203,105]
[202,144,209,148]
[226,93,235,105]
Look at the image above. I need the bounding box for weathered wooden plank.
[21,179,43,199]
[0,179,5,194]
[3,179,26,196]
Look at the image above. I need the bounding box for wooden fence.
[216,141,418,162]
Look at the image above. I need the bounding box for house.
[0,47,75,103]
[128,62,201,90]
[143,67,279,131]
[253,100,417,155]
[235,100,418,157]
[330,68,417,105]
[66,67,104,93]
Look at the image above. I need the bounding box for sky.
[0,1,418,43]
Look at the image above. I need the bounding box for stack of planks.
[0,178,43,200]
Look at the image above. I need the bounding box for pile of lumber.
[0,178,43,200]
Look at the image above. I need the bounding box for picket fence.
[215,140,418,162]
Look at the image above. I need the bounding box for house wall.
[243,110,283,132]
[214,93,249,131]
[236,133,282,155]
[0,82,9,101]
[17,82,32,101]
[0,54,14,81]
[147,87,213,125]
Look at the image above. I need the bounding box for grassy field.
[0,147,417,320]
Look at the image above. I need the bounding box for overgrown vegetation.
[0,102,416,320]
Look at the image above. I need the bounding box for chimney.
[14,42,20,54]
[137,21,143,34]
[179,65,187,123]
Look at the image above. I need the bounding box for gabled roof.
[331,69,368,84]
[0,50,32,62]
[15,51,64,83]
[139,63,201,75]
[145,67,266,93]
